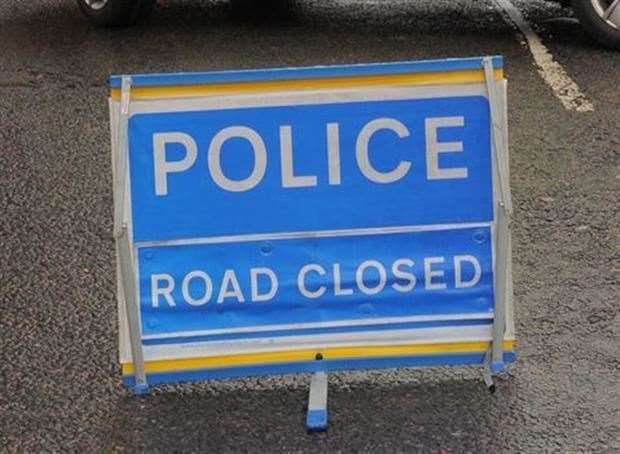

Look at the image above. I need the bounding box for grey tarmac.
[0,0,618,452]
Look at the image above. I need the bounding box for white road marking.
[494,0,594,112]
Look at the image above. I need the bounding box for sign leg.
[482,351,497,394]
[491,204,509,374]
[306,372,328,432]
[117,229,148,395]
[483,56,512,376]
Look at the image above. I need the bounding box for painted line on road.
[494,0,594,112]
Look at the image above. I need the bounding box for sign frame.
[109,56,515,400]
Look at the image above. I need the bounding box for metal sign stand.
[483,57,513,389]
[113,76,149,395]
[306,372,329,432]
[111,58,513,420]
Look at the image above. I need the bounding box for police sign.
[109,57,515,409]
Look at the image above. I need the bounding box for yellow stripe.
[122,340,514,375]
[110,68,504,100]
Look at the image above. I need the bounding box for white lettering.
[250,267,279,302]
[181,270,213,306]
[333,263,353,296]
[424,256,447,290]
[326,122,341,185]
[454,255,482,288]
[425,116,468,180]
[151,273,176,307]
[217,269,245,303]
[153,132,198,196]
[298,264,326,299]
[356,260,387,295]
[391,258,416,292]
[208,126,267,192]
[280,125,317,188]
[355,118,411,184]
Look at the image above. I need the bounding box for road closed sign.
[109,56,515,394]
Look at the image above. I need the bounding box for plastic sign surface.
[109,57,515,388]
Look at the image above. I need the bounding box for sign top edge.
[108,56,503,89]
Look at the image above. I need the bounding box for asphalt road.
[1,0,619,452]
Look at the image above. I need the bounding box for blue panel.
[110,56,502,88]
[129,96,492,242]
[306,410,328,432]
[122,351,517,387]
[138,227,493,338]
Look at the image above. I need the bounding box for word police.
[153,116,468,195]
[150,254,482,308]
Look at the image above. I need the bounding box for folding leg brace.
[306,372,328,432]
[113,76,148,394]
[483,57,513,378]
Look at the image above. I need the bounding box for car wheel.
[572,0,620,49]
[76,0,156,27]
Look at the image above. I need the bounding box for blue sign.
[112,56,514,388]
[128,96,492,242]
[139,227,493,340]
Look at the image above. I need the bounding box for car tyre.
[572,0,620,49]
[76,0,156,27]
